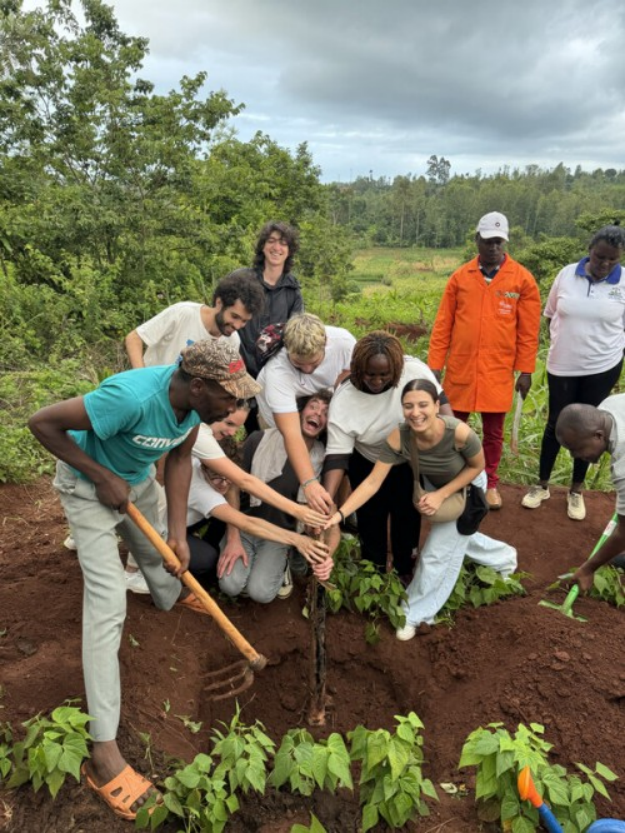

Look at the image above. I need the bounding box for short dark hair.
[253,221,299,275]
[212,270,265,316]
[350,331,405,392]
[401,378,440,403]
[589,224,625,251]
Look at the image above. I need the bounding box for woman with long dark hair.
[325,379,516,641]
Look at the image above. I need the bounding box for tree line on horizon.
[2,0,624,375]
[323,157,625,250]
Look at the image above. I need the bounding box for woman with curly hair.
[236,221,304,378]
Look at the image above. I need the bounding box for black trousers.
[348,449,420,575]
[186,518,225,583]
[539,360,623,485]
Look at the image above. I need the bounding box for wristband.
[302,477,318,489]
[338,508,345,524]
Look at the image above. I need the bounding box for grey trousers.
[54,462,181,742]
[219,530,288,603]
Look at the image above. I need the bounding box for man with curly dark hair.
[124,270,265,369]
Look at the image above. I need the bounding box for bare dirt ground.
[0,477,624,832]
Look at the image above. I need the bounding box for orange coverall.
[427,256,541,413]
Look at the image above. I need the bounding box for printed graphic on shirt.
[132,428,194,450]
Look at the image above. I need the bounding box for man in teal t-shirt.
[29,340,260,821]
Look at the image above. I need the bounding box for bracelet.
[302,477,318,489]
[337,508,345,524]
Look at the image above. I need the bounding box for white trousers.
[403,471,517,626]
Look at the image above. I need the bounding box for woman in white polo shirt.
[522,225,625,520]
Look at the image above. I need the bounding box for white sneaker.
[125,570,150,595]
[396,623,417,641]
[567,492,586,521]
[63,535,77,551]
[277,564,293,600]
[521,485,550,509]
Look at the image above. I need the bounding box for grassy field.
[308,246,618,492]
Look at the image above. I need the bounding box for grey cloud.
[31,0,625,178]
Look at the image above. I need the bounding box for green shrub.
[326,537,407,643]
[269,729,352,796]
[7,705,92,799]
[348,712,438,831]
[439,561,527,621]
[459,722,618,832]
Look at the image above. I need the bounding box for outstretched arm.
[202,455,328,528]
[163,428,198,575]
[274,411,334,514]
[325,459,393,528]
[212,503,330,578]
[573,514,625,591]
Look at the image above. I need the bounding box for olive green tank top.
[378,415,481,488]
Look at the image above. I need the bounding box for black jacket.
[238,268,304,377]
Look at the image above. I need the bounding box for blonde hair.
[284,313,326,359]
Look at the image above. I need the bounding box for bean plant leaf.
[594,762,618,781]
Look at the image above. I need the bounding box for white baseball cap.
[476,211,509,241]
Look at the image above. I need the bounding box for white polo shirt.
[256,326,356,427]
[545,259,625,376]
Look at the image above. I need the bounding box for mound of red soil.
[0,479,623,832]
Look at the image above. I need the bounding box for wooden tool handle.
[126,502,266,670]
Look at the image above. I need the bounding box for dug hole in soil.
[0,478,624,832]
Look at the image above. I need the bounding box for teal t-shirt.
[70,365,200,484]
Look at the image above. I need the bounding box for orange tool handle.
[126,502,266,670]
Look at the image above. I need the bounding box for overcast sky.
[73,1,625,181]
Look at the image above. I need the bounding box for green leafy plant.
[327,540,407,643]
[439,562,527,619]
[269,729,353,796]
[291,814,328,833]
[177,715,203,735]
[348,712,438,831]
[137,752,239,833]
[0,723,13,781]
[589,564,625,608]
[6,705,92,798]
[211,704,275,795]
[459,722,618,832]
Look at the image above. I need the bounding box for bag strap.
[407,428,420,483]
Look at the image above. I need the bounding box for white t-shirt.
[137,302,240,366]
[326,357,443,463]
[191,423,225,462]
[186,458,228,526]
[545,261,625,376]
[256,326,356,427]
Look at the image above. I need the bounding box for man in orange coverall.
[427,212,541,510]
